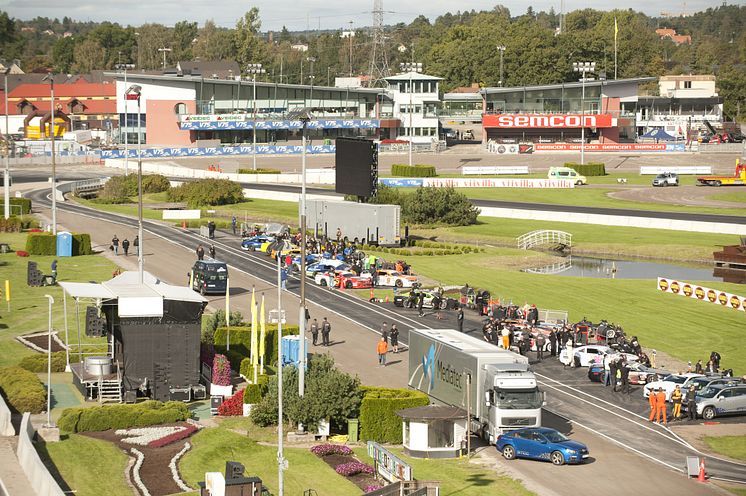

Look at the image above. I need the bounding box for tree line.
[1,5,744,119]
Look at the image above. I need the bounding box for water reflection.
[523,255,725,282]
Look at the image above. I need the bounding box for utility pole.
[573,61,596,166]
[298,114,310,397]
[497,45,506,87]
[125,85,144,282]
[43,73,57,235]
[115,62,135,175]
[158,47,172,69]
[3,67,10,220]
[276,250,286,496]
[247,64,265,171]
[348,21,354,77]
[307,57,316,104]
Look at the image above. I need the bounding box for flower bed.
[310,444,353,457]
[149,424,198,448]
[217,389,244,416]
[335,461,374,477]
[116,426,187,446]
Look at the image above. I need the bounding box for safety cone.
[385,296,389,303]
[370,288,374,299]
[698,458,707,483]
[182,220,186,229]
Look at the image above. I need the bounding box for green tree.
[234,8,266,70]
[135,23,171,69]
[72,38,106,72]
[172,20,198,61]
[403,187,479,226]
[87,22,135,68]
[52,36,75,73]
[193,19,235,61]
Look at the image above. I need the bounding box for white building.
[658,75,717,99]
[384,72,442,144]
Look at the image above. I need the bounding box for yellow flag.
[614,17,618,40]
[251,288,258,366]
[4,280,9,302]
[259,295,266,358]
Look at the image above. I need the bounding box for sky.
[0,0,723,31]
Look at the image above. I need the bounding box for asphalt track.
[27,184,746,486]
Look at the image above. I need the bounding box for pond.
[522,255,728,282]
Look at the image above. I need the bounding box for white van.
[548,167,587,185]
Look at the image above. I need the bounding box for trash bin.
[347,418,359,443]
[56,232,73,257]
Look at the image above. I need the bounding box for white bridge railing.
[517,230,572,250]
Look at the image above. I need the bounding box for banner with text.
[100,145,335,159]
[657,277,746,312]
[483,114,613,129]
[535,143,685,152]
[180,118,380,131]
[380,178,574,188]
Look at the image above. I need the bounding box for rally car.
[241,235,275,251]
[394,288,450,309]
[305,260,349,277]
[375,269,418,288]
[314,271,372,289]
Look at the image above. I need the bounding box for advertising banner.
[179,118,380,131]
[380,178,574,188]
[657,277,746,312]
[101,145,335,159]
[535,143,685,152]
[379,178,424,187]
[483,114,613,129]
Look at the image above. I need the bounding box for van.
[548,167,587,185]
[190,260,229,295]
[696,384,746,420]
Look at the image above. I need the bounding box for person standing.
[648,388,658,422]
[566,338,575,368]
[310,319,319,346]
[336,227,342,242]
[656,388,668,425]
[620,360,630,394]
[381,322,389,345]
[208,221,216,239]
[122,238,130,256]
[133,235,139,256]
[695,359,703,374]
[112,235,119,255]
[549,329,557,357]
[51,259,58,280]
[687,384,697,421]
[535,332,545,362]
[417,291,425,317]
[671,385,683,421]
[281,267,288,290]
[390,325,400,354]
[196,244,205,260]
[377,337,388,367]
[321,318,331,346]
[209,244,216,259]
[603,353,611,387]
[232,216,237,236]
[457,307,464,333]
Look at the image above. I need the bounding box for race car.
[306,260,349,277]
[643,373,705,400]
[587,361,664,385]
[291,253,323,271]
[394,288,449,309]
[241,235,275,251]
[375,269,418,288]
[314,271,372,289]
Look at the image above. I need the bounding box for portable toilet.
[280,335,308,368]
[56,232,73,257]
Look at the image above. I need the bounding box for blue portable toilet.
[281,335,309,369]
[56,232,73,257]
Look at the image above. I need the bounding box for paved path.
[0,436,35,496]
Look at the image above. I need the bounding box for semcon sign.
[483,113,613,129]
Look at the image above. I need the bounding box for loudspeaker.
[335,138,378,198]
[225,461,245,480]
[169,386,191,402]
[210,395,223,416]
[192,384,207,400]
[85,306,107,337]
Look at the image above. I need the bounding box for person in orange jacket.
[648,388,658,421]
[655,388,668,425]
[377,337,389,367]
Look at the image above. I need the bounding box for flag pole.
[614,17,618,80]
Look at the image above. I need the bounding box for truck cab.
[482,363,543,444]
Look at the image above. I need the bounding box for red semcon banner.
[535,143,667,152]
[483,113,614,129]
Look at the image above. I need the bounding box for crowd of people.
[110,234,139,257]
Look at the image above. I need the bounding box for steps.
[98,379,122,403]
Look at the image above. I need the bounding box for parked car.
[682,377,743,403]
[306,260,349,277]
[643,373,704,400]
[241,235,275,251]
[375,269,418,288]
[548,167,587,185]
[696,384,746,420]
[497,427,589,466]
[652,172,679,187]
[315,270,372,289]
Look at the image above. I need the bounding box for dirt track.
[609,185,746,209]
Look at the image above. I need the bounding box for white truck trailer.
[408,328,543,444]
[303,199,401,246]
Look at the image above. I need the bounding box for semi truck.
[696,160,746,186]
[303,198,401,246]
[408,328,543,444]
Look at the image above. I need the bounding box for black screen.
[335,138,377,197]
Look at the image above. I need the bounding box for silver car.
[652,172,679,187]
[696,384,746,420]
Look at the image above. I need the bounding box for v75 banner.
[657,277,746,312]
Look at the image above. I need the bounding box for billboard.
[657,277,746,312]
[483,114,613,129]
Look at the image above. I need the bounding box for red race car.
[315,271,372,289]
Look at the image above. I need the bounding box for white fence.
[162,210,201,220]
[0,394,13,436]
[697,143,744,154]
[640,166,712,175]
[16,414,66,496]
[462,166,529,175]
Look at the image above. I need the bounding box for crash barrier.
[539,309,569,324]
[380,178,574,188]
[698,143,744,154]
[462,166,529,175]
[480,205,746,236]
[0,392,14,436]
[534,143,686,153]
[640,166,712,175]
[16,413,66,496]
[104,159,336,185]
[101,144,335,159]
[71,177,109,196]
[657,277,746,312]
[241,187,345,203]
[7,155,100,166]
[517,230,573,250]
[379,142,445,154]
[163,210,201,220]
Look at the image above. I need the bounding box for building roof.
[177,60,241,78]
[659,74,715,82]
[396,405,468,421]
[10,82,116,99]
[481,77,657,96]
[385,72,443,81]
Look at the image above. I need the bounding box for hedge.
[391,164,437,178]
[167,178,243,208]
[0,215,38,233]
[243,383,263,404]
[214,325,299,368]
[57,400,190,433]
[359,386,429,443]
[563,162,606,177]
[19,351,67,373]
[0,366,47,414]
[25,233,92,256]
[238,168,282,174]
[10,198,31,214]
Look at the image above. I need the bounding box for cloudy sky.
[0,0,721,31]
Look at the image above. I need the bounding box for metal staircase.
[98,362,123,403]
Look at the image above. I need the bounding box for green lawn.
[353,447,534,496]
[40,434,131,496]
[0,233,116,367]
[707,191,746,204]
[704,436,746,462]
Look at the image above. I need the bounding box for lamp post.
[42,73,57,235]
[297,113,310,397]
[43,294,54,428]
[3,67,10,220]
[400,61,422,168]
[275,249,286,496]
[497,45,506,87]
[158,47,171,69]
[125,85,143,283]
[247,64,265,171]
[115,63,135,175]
[307,57,316,104]
[573,61,596,165]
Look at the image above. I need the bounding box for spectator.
[390,325,400,354]
[377,337,388,367]
[321,318,331,346]
[122,238,130,256]
[133,236,139,256]
[209,244,216,259]
[51,260,58,279]
[111,235,119,255]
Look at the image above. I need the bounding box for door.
[153,363,169,402]
[728,387,746,414]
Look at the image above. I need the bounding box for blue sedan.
[241,235,274,251]
[496,428,589,465]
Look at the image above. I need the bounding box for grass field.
[41,434,131,496]
[704,436,746,462]
[0,233,116,367]
[707,191,746,204]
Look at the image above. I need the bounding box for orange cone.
[698,458,706,483]
[385,296,389,303]
[370,288,374,299]
[182,220,186,229]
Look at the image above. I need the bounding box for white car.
[375,269,418,288]
[560,345,639,367]
[305,260,349,277]
[643,373,705,400]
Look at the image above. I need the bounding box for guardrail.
[16,413,66,496]
[463,166,529,175]
[697,143,744,153]
[0,393,13,436]
[640,166,712,175]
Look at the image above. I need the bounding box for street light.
[42,73,57,236]
[125,84,144,283]
[573,61,596,165]
[247,64,265,171]
[400,60,423,168]
[307,57,317,104]
[43,294,55,428]
[497,45,506,87]
[3,66,10,220]
[115,63,135,176]
[273,249,287,496]
[158,47,171,69]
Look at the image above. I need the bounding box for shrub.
[9,198,31,214]
[57,400,190,433]
[1,215,38,233]
[19,351,66,373]
[217,389,244,416]
[168,178,243,207]
[148,423,198,448]
[310,444,353,457]
[243,383,263,404]
[0,366,46,414]
[403,187,479,226]
[391,164,436,177]
[202,310,243,345]
[563,162,606,177]
[97,174,170,203]
[212,354,231,386]
[238,168,281,174]
[140,174,171,193]
[359,387,429,443]
[25,233,92,256]
[335,461,374,476]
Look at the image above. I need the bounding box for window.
[428,420,453,448]
[684,81,692,89]
[174,103,187,115]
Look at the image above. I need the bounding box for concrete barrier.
[640,166,712,175]
[462,166,529,175]
[16,414,65,496]
[0,394,13,436]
